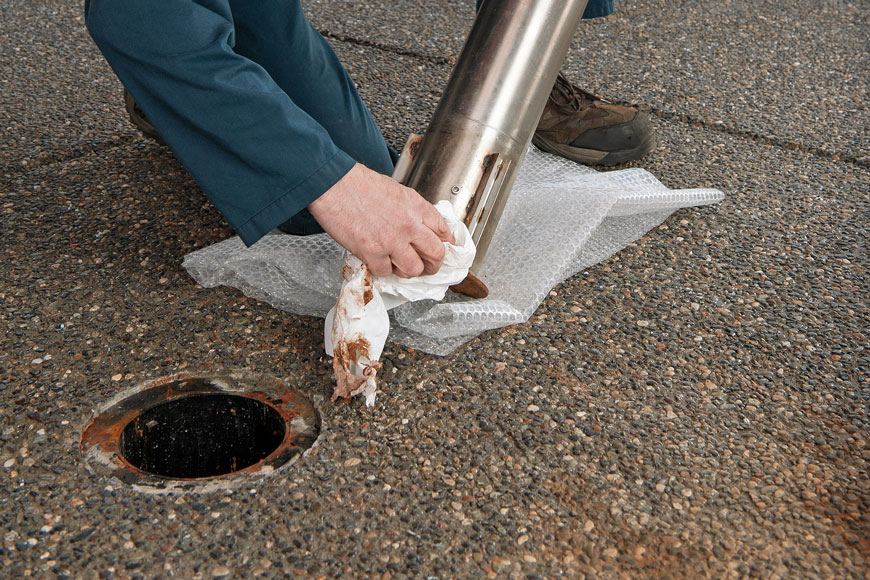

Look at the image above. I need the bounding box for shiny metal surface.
[400,0,589,273]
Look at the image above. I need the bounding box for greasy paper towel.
[324,201,474,406]
[183,146,724,355]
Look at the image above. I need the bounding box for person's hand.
[308,163,454,278]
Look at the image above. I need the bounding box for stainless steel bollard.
[394,0,590,287]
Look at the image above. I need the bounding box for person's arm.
[85,0,450,278]
[86,0,348,244]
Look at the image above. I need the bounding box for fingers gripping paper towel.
[183,146,724,354]
[324,201,475,406]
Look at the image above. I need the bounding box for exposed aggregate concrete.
[1,0,867,579]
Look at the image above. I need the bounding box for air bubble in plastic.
[183,147,724,355]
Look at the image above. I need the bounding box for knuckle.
[367,240,387,258]
[370,262,391,277]
[428,240,446,262]
[410,262,425,277]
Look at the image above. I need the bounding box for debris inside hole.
[119,393,286,479]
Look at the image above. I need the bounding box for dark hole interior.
[119,393,287,479]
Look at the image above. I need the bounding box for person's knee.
[85,0,156,54]
[84,0,115,50]
[86,0,233,57]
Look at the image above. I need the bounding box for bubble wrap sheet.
[183,147,724,355]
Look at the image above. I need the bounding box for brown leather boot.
[123,88,165,145]
[533,73,655,166]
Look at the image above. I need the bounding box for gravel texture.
[0,0,141,173]
[1,1,867,579]
[560,0,869,165]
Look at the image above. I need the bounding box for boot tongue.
[550,74,581,111]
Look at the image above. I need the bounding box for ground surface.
[1,0,867,578]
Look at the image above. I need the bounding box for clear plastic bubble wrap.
[183,146,724,355]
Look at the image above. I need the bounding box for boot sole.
[532,133,656,167]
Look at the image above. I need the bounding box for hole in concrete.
[82,374,320,492]
[119,393,286,479]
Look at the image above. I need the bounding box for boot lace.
[550,73,607,110]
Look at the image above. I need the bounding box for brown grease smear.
[331,260,382,402]
[332,335,382,401]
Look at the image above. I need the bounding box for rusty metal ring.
[81,372,321,494]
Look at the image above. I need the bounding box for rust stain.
[81,407,139,454]
[330,262,382,402]
[81,372,202,455]
[361,268,374,306]
[450,272,489,299]
[81,375,320,486]
[409,138,422,158]
[332,335,382,402]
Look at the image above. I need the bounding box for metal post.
[396,0,590,279]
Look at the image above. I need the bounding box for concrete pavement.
[1,1,867,578]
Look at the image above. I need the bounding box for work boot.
[123,88,165,145]
[533,73,655,166]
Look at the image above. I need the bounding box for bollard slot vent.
[119,393,286,479]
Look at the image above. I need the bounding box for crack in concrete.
[322,28,869,169]
[645,108,867,168]
[3,28,864,178]
[319,29,454,66]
